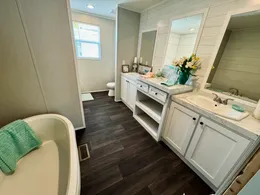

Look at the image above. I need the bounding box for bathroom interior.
[0,0,260,195]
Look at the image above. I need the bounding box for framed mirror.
[139,30,157,66]
[164,9,208,66]
[202,5,260,105]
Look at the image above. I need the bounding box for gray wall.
[207,30,231,83]
[0,0,84,128]
[140,30,157,66]
[72,12,116,93]
[211,28,260,100]
[115,7,140,101]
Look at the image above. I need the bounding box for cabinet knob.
[200,122,204,125]
[140,85,142,87]
[193,117,196,121]
[155,92,158,95]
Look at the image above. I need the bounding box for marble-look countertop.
[121,72,140,81]
[173,92,260,141]
[121,72,193,95]
[138,77,193,95]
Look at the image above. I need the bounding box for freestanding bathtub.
[0,114,81,195]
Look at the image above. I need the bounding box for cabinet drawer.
[149,86,167,103]
[137,81,149,93]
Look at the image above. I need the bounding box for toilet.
[106,82,115,97]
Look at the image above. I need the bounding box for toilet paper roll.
[253,99,260,120]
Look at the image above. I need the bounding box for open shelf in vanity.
[134,106,159,140]
[133,89,165,141]
[136,99,163,123]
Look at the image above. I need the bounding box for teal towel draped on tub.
[0,120,42,174]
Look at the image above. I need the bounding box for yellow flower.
[195,57,200,61]
[192,65,196,69]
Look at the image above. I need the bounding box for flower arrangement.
[172,54,201,84]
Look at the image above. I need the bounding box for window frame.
[72,21,101,60]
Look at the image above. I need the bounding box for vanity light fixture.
[87,4,94,9]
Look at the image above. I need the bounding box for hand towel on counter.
[0,120,42,174]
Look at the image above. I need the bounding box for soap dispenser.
[253,99,260,120]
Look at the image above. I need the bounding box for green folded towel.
[161,80,177,87]
[0,120,42,174]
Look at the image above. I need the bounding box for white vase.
[253,99,260,120]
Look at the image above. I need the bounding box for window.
[73,22,101,59]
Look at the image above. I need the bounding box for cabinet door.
[121,77,128,102]
[128,82,137,109]
[186,117,250,187]
[163,102,199,155]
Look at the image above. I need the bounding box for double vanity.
[121,72,260,194]
[119,4,260,195]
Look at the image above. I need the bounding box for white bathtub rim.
[24,114,80,195]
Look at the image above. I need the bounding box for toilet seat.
[107,82,115,89]
[106,82,115,97]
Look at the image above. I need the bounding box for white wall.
[72,12,115,93]
[0,0,85,128]
[138,0,260,86]
[0,0,48,127]
[164,33,197,65]
[175,34,197,59]
[164,32,180,65]
[211,28,260,100]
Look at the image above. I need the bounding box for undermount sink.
[186,95,249,121]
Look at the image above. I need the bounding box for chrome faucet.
[229,88,240,96]
[212,93,234,105]
[212,93,223,104]
[222,98,234,105]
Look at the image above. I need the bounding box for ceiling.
[118,0,162,13]
[70,0,162,19]
[70,0,117,19]
[171,14,203,34]
[228,11,260,29]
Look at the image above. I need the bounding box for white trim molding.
[81,89,109,94]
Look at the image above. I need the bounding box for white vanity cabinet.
[121,76,137,110]
[163,102,199,155]
[163,101,252,190]
[185,117,250,187]
[121,76,128,102]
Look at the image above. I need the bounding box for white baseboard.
[114,98,122,102]
[75,126,85,131]
[81,89,108,94]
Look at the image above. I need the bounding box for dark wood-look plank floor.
[76,92,213,195]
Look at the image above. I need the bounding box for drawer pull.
[200,122,204,125]
[193,117,196,121]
